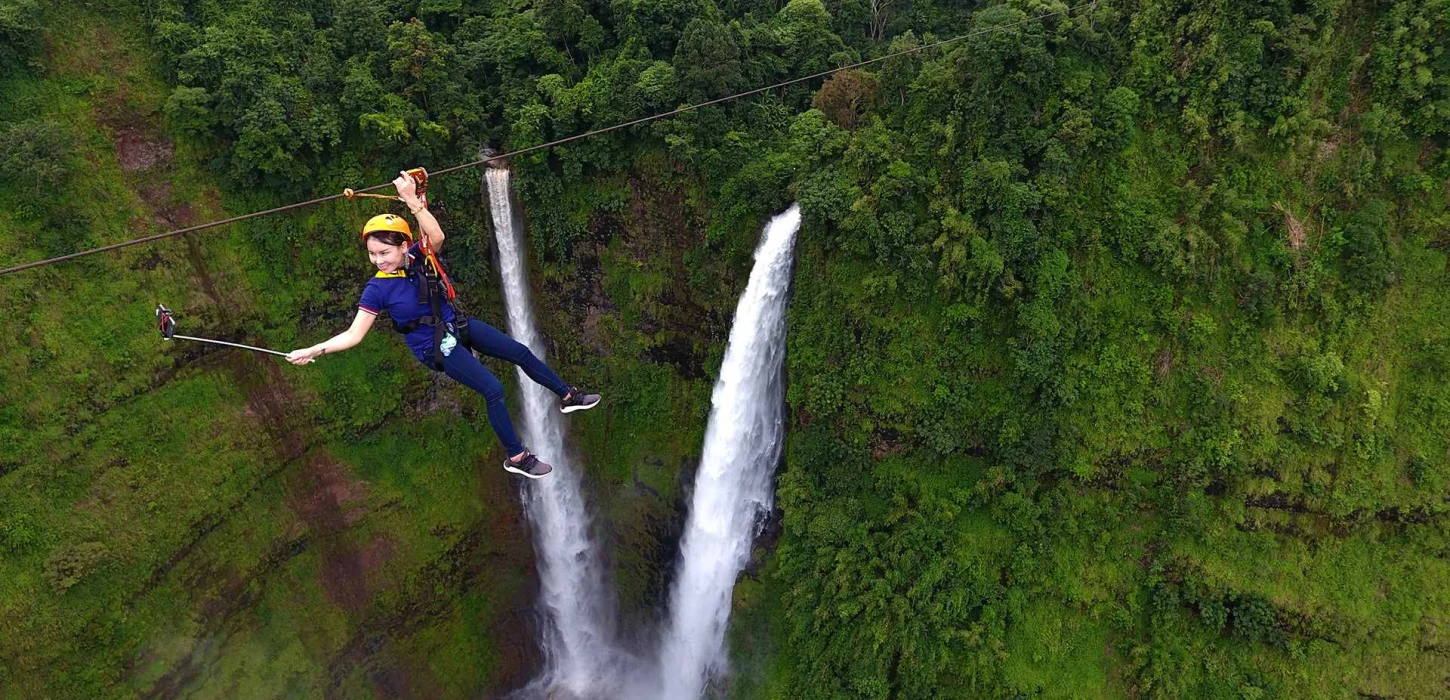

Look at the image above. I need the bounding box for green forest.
[1,0,1448,697]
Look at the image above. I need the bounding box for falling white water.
[658,205,801,700]
[486,166,617,695]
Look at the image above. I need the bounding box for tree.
[1372,0,1450,137]
[867,0,895,42]
[163,85,215,136]
[774,0,846,74]
[0,120,72,200]
[383,18,480,152]
[330,0,389,55]
[0,0,40,72]
[635,60,679,108]
[812,69,878,129]
[673,17,741,102]
[536,0,605,60]
[614,0,714,56]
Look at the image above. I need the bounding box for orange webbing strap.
[342,188,397,201]
[418,236,456,300]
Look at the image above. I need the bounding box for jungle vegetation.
[1,0,1447,697]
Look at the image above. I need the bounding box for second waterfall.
[658,205,801,699]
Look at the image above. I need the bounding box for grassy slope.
[0,6,539,697]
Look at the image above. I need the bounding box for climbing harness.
[390,249,471,372]
[155,303,308,361]
[391,262,472,372]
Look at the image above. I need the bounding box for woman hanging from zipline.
[286,170,599,479]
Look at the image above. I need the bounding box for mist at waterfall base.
[485,166,799,700]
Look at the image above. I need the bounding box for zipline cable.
[0,0,1097,277]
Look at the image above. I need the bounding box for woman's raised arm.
[395,171,444,253]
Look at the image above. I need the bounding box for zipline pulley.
[344,168,429,202]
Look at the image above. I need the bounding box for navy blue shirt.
[358,244,456,361]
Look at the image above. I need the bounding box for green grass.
[1001,599,1114,698]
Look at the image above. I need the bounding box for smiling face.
[365,235,409,273]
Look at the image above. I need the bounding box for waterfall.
[658,205,801,699]
[483,175,799,697]
[485,166,617,695]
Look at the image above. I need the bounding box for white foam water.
[486,166,618,696]
[657,205,801,699]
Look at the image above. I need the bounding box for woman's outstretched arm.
[286,309,377,365]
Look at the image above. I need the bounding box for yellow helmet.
[360,214,413,243]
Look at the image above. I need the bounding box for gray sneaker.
[504,452,552,479]
[560,387,601,414]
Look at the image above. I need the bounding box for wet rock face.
[111,124,174,172]
[529,169,736,646]
[641,322,708,380]
[610,455,696,633]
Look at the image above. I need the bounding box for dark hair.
[364,230,410,247]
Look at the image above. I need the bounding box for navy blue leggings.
[431,317,569,456]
